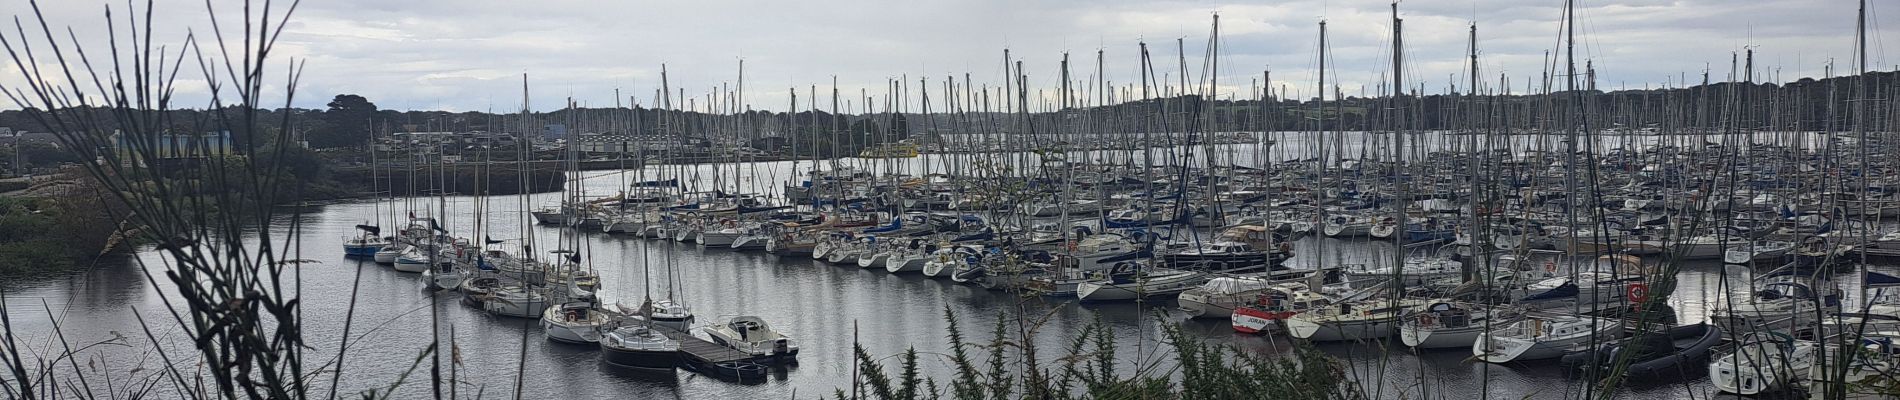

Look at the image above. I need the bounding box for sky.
[0,0,1894,113]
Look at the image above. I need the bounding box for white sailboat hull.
[885,255,926,273]
[1075,272,1205,302]
[393,258,430,273]
[1285,318,1397,342]
[1400,324,1486,349]
[697,231,739,247]
[373,248,400,264]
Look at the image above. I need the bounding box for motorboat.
[701,316,799,363]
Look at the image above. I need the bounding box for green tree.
[308,94,378,148]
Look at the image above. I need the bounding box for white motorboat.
[700,316,799,362]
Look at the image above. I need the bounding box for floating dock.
[652,325,754,365]
[650,325,775,380]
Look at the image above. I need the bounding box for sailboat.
[1283,295,1424,342]
[599,323,681,370]
[391,246,431,273]
[343,224,386,258]
[481,283,550,318]
[543,296,615,344]
[1709,332,1818,395]
[1473,313,1623,363]
[1074,262,1206,302]
[1398,300,1524,349]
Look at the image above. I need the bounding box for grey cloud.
[0,0,1891,113]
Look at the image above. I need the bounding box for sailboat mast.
[1389,2,1408,280]
[1313,20,1328,271]
[1561,0,1582,297]
[1464,23,1481,283]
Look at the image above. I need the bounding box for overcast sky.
[2,0,1894,113]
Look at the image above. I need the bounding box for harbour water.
[0,138,1803,399]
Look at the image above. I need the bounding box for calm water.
[1,146,1792,399]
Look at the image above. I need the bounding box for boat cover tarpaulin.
[1200,277,1271,295]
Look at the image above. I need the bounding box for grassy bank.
[0,194,124,277]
